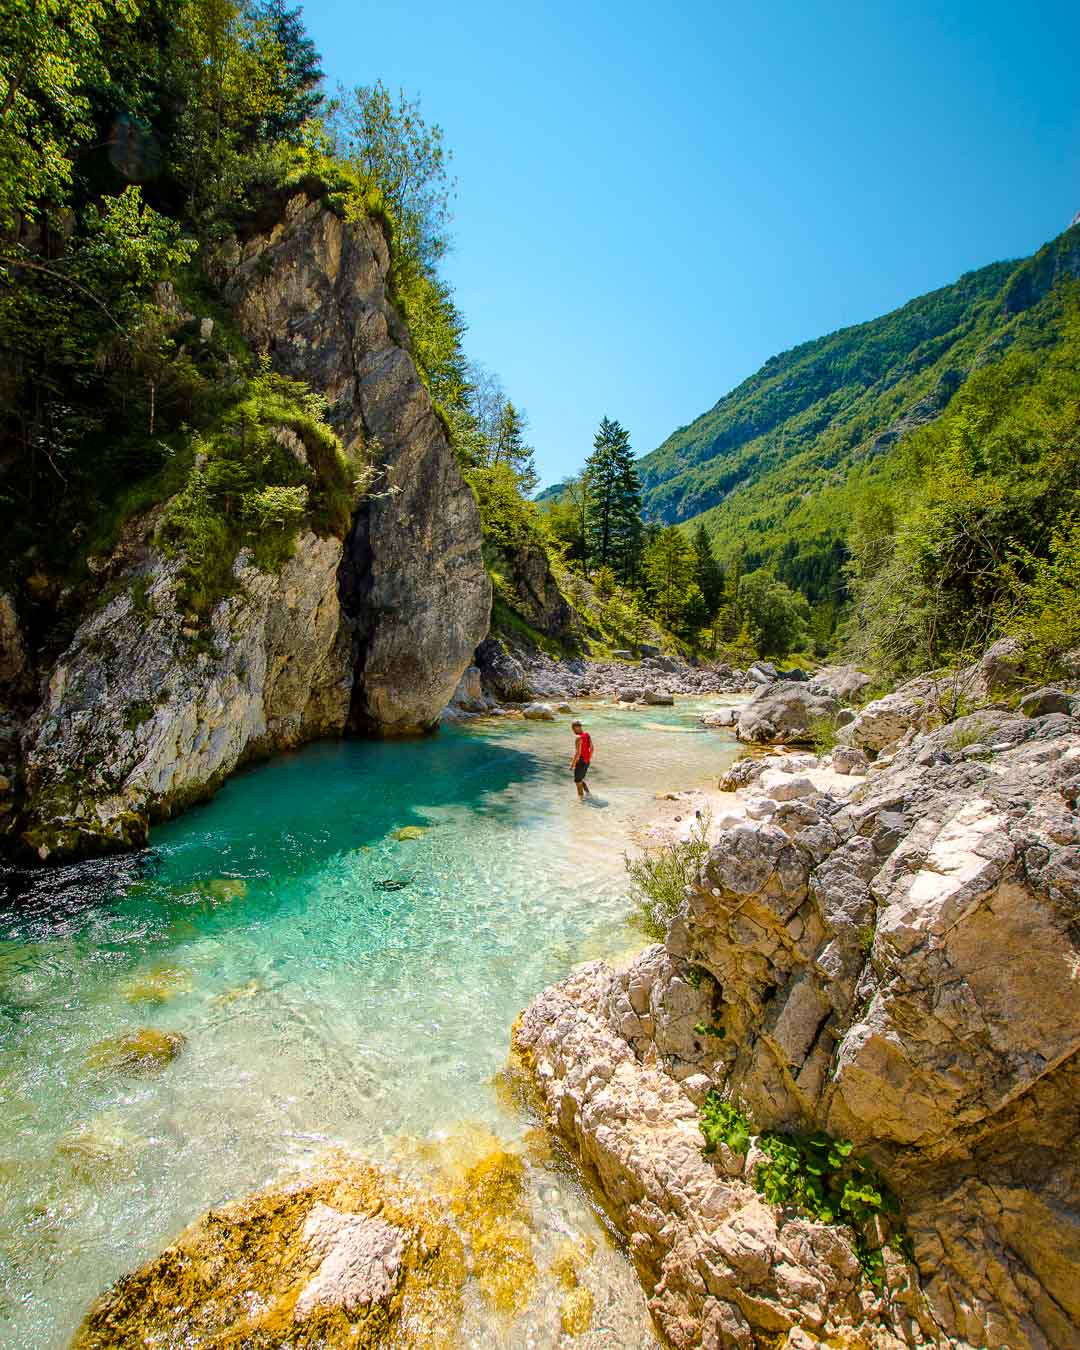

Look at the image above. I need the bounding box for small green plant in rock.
[122,701,155,731]
[806,712,840,754]
[625,810,712,940]
[698,1094,903,1289]
[700,1093,751,1155]
[946,718,989,752]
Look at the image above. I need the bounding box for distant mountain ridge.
[638,222,1080,604]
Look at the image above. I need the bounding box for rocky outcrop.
[807,664,872,702]
[72,1157,467,1348]
[214,193,490,735]
[0,591,28,692]
[514,702,1080,1348]
[11,192,490,861]
[496,540,578,642]
[475,636,530,702]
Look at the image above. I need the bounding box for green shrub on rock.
[625,810,712,940]
[698,1090,903,1288]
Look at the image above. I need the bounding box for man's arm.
[571,733,581,767]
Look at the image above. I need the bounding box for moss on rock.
[71,1158,467,1349]
[85,1028,187,1076]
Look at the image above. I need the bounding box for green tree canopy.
[644,526,692,627]
[739,568,810,658]
[691,522,723,612]
[332,79,453,271]
[584,416,642,583]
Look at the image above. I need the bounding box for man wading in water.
[570,720,593,799]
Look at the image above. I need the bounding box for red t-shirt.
[578,732,593,763]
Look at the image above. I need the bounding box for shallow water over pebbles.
[0,699,739,1347]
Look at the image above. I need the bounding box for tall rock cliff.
[10,192,490,861]
[212,194,490,734]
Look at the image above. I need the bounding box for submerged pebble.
[86,1028,187,1076]
[118,964,192,1004]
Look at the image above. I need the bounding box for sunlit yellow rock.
[560,1285,594,1335]
[86,1028,186,1075]
[393,826,426,841]
[549,1234,596,1290]
[70,1156,466,1348]
[450,1149,537,1317]
[118,964,192,1004]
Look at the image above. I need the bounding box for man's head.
[571,721,583,733]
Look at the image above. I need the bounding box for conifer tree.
[584,416,642,582]
[644,525,693,627]
[255,0,324,139]
[691,522,723,613]
[492,400,536,491]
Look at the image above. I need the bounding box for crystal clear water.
[0,700,739,1347]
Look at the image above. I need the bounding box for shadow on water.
[0,729,542,953]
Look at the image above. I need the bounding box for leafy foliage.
[625,810,712,940]
[845,290,1080,677]
[157,362,359,613]
[1000,513,1080,674]
[0,0,137,228]
[698,1091,902,1287]
[332,79,453,271]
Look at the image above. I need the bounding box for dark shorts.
[574,761,590,783]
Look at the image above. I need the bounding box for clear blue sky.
[301,0,1080,490]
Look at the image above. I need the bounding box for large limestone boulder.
[474,638,529,702]
[20,534,351,860]
[515,702,1080,1349]
[807,664,872,702]
[442,665,485,717]
[71,1158,466,1349]
[736,684,840,744]
[973,636,1028,696]
[215,192,490,735]
[840,676,938,753]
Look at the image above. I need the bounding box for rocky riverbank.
[441,639,773,722]
[512,660,1080,1349]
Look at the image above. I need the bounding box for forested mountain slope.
[639,224,1080,602]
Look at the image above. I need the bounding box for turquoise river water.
[0,699,739,1347]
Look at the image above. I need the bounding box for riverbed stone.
[118,964,193,1004]
[737,685,840,745]
[522,702,555,720]
[71,1157,467,1349]
[86,1028,187,1076]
